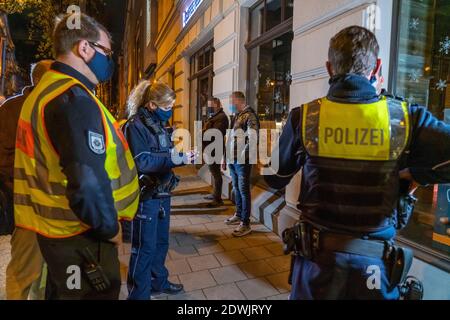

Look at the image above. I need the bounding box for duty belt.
[282,220,393,260]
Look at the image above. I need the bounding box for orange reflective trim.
[16,119,35,159]
[114,121,129,151]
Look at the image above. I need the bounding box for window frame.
[389,0,450,272]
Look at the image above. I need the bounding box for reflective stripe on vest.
[14,70,139,238]
[302,97,409,161]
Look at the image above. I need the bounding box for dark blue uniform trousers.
[290,253,400,300]
[127,197,171,300]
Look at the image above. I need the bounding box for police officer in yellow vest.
[14,13,139,299]
[265,26,450,299]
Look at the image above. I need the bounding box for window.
[391,0,450,259]
[248,32,292,124]
[249,0,294,41]
[247,0,293,186]
[189,41,214,138]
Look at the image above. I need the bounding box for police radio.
[78,247,111,292]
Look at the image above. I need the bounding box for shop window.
[391,0,450,258]
[247,1,293,186]
[248,32,292,124]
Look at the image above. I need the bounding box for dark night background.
[7,0,126,105]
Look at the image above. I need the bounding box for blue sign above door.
[183,0,204,27]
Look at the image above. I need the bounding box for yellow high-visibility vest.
[14,70,139,238]
[302,96,410,161]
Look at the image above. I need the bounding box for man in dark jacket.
[224,91,260,237]
[265,26,450,300]
[203,97,229,206]
[13,14,139,300]
[1,60,52,300]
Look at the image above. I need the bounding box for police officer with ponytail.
[265,26,450,300]
[124,81,195,300]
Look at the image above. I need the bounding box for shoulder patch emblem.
[88,131,105,155]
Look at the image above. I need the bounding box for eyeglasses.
[88,41,114,58]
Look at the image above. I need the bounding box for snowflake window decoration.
[409,18,420,30]
[439,36,450,55]
[435,79,448,91]
[408,69,422,83]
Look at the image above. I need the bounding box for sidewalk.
[119,166,291,300]
[0,165,291,300]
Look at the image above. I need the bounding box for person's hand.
[440,217,450,236]
[109,222,122,247]
[399,168,419,194]
[399,168,414,181]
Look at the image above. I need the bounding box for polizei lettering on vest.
[324,127,384,146]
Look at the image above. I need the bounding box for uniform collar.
[51,61,96,91]
[327,74,379,104]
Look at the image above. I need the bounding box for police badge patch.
[88,131,106,155]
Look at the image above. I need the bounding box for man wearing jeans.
[224,92,259,237]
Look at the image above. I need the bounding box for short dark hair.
[231,91,246,102]
[328,26,379,76]
[209,97,222,108]
[53,13,110,57]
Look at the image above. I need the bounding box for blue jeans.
[228,163,252,226]
[290,253,400,300]
[127,197,171,300]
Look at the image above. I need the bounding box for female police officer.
[124,81,193,300]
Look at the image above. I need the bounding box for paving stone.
[187,254,221,271]
[205,221,234,231]
[171,218,192,227]
[266,293,290,300]
[264,242,285,256]
[214,250,248,266]
[265,255,291,272]
[196,230,228,242]
[169,245,199,260]
[167,289,207,300]
[243,235,274,247]
[184,224,209,234]
[166,259,192,275]
[238,260,276,278]
[178,270,217,292]
[266,271,291,293]
[236,278,279,300]
[189,216,213,225]
[219,238,249,251]
[240,246,273,261]
[194,242,225,255]
[203,283,246,300]
[210,265,248,284]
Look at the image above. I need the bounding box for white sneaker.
[224,214,241,225]
[232,223,252,237]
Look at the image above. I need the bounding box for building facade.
[122,0,450,299]
[0,10,19,97]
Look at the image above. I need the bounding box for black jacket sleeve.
[264,107,306,190]
[44,86,119,240]
[407,106,450,185]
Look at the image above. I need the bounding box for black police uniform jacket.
[265,74,450,240]
[123,107,182,195]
